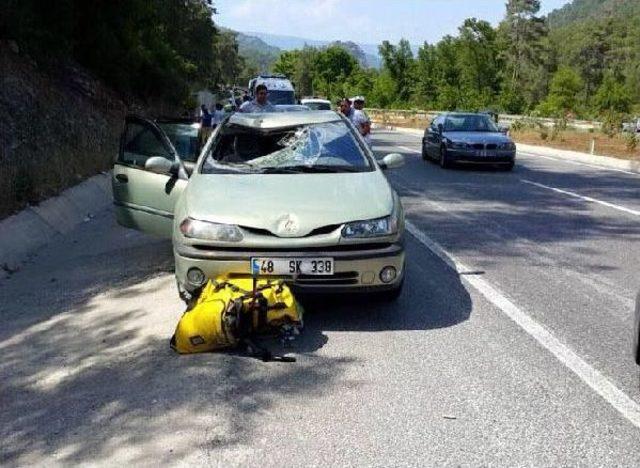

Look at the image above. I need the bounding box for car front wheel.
[439,146,451,169]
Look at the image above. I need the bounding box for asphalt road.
[1,130,639,467]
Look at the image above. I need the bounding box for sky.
[214,0,571,45]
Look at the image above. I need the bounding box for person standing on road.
[352,96,366,112]
[239,84,276,113]
[353,111,372,146]
[212,103,224,129]
[198,104,213,145]
[342,96,371,146]
[338,97,354,120]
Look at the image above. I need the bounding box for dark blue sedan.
[422,113,516,170]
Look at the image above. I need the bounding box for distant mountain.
[222,29,281,73]
[327,41,370,68]
[243,31,392,69]
[235,31,425,70]
[547,0,640,28]
[244,31,329,50]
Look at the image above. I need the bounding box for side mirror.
[380,153,404,170]
[145,156,177,175]
[183,161,196,176]
[437,123,444,135]
[499,126,509,135]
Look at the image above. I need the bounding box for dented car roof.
[227,110,342,129]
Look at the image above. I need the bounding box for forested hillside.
[1,0,245,105]
[0,0,247,218]
[232,30,281,76]
[548,0,640,28]
[265,0,640,122]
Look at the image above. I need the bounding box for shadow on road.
[0,305,354,465]
[383,143,640,271]
[297,237,471,342]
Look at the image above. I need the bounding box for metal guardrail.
[365,108,602,131]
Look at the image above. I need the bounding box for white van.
[248,74,296,105]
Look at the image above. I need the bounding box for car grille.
[470,143,498,150]
[295,271,359,285]
[191,243,393,253]
[241,224,342,238]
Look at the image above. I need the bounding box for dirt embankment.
[0,41,181,219]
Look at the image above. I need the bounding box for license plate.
[251,257,334,276]
[475,149,487,157]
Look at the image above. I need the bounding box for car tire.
[439,146,451,169]
[421,140,429,160]
[502,162,515,171]
[421,146,428,161]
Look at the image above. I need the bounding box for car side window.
[120,122,172,168]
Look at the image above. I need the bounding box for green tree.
[498,0,548,110]
[313,46,358,99]
[212,31,244,87]
[293,47,318,97]
[595,72,632,114]
[2,0,223,105]
[537,67,583,116]
[369,72,397,108]
[272,50,301,78]
[378,39,415,102]
[431,36,462,110]
[413,42,438,108]
[457,18,500,109]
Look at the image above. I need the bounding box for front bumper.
[447,148,515,164]
[174,242,405,294]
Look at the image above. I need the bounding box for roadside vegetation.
[266,0,640,123]
[0,0,248,219]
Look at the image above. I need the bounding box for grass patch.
[510,130,640,161]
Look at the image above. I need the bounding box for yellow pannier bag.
[170,278,303,355]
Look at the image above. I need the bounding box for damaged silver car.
[112,111,406,303]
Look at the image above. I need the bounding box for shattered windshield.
[202,121,372,174]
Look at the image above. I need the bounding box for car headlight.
[179,218,243,242]
[342,215,397,238]
[499,141,516,150]
[447,140,468,149]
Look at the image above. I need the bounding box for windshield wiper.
[260,165,361,174]
[259,166,308,174]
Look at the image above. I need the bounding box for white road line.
[405,220,640,429]
[521,179,640,217]
[519,152,640,177]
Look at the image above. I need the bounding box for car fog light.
[187,268,206,287]
[380,266,397,284]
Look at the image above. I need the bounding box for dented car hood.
[183,171,393,237]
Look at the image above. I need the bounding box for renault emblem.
[277,214,299,236]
